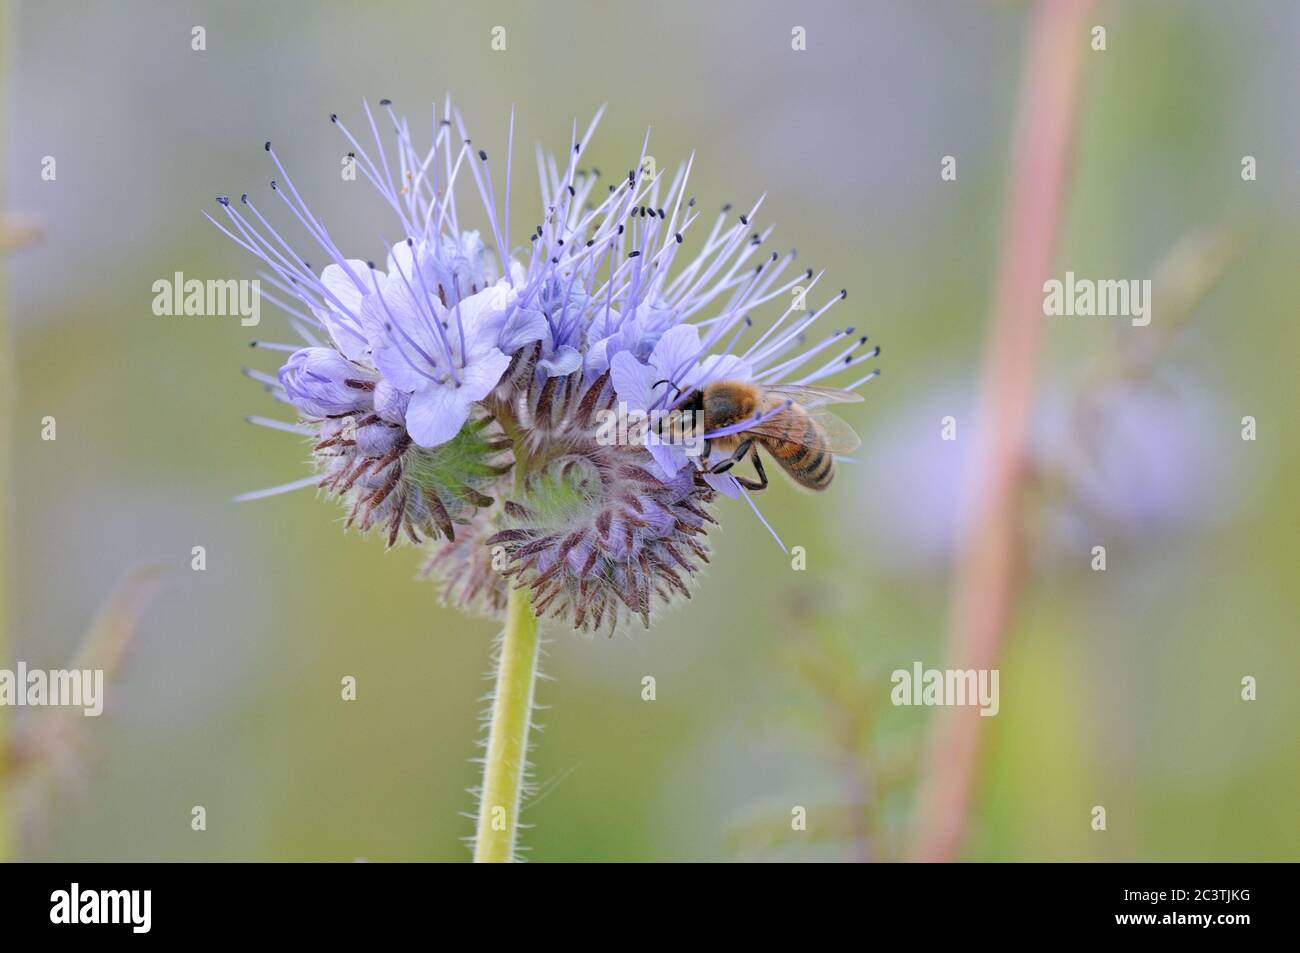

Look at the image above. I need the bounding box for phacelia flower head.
[219,98,880,633]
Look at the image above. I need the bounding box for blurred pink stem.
[906,0,1094,862]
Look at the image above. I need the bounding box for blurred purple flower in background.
[854,374,1234,578]
[1034,377,1232,547]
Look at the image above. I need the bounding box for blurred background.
[3,0,1297,861]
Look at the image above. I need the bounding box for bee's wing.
[805,410,862,454]
[763,384,865,408]
[748,407,862,454]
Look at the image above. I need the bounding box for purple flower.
[277,347,375,418]
[609,324,752,484]
[611,325,704,479]
[428,230,493,301]
[357,246,515,447]
[218,98,880,631]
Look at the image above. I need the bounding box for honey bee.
[665,380,863,492]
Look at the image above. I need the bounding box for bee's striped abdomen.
[757,406,835,491]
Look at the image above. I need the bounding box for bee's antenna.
[652,379,683,399]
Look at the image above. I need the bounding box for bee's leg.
[709,438,754,475]
[734,449,768,492]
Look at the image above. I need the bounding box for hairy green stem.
[473,584,540,862]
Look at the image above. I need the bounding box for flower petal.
[497,305,550,355]
[359,276,448,391]
[278,347,374,417]
[403,383,474,448]
[458,348,512,401]
[703,470,743,498]
[649,324,702,386]
[445,282,515,362]
[687,353,753,390]
[610,350,654,412]
[648,442,690,481]
[320,260,369,318]
[373,379,410,424]
[316,260,372,359]
[538,345,582,378]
